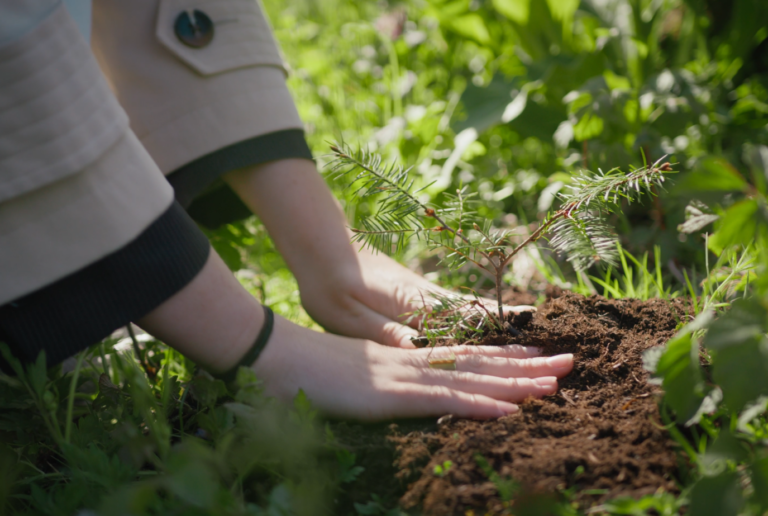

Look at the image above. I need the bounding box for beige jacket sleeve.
[0,3,174,305]
[91,0,305,175]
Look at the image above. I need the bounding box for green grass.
[3,0,768,512]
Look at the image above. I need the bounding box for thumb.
[377,319,420,348]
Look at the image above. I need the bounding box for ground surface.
[333,290,688,515]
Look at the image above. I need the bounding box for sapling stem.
[328,143,674,340]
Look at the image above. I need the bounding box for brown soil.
[394,291,687,515]
[332,291,689,516]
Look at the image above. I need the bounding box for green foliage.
[330,142,672,331]
[0,339,363,515]
[648,143,768,514]
[3,0,768,512]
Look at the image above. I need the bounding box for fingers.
[452,353,574,379]
[385,384,519,419]
[339,304,420,348]
[449,344,542,359]
[377,319,419,348]
[414,347,573,378]
[380,347,573,419]
[413,370,560,402]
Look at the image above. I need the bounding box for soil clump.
[393,291,687,515]
[332,291,688,515]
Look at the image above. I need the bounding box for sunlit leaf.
[676,158,748,193]
[655,333,705,421]
[492,0,530,23]
[573,111,604,141]
[545,0,578,22]
[448,14,490,44]
[703,298,768,412]
[708,199,759,254]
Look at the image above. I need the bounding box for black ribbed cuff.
[0,201,210,369]
[167,129,313,229]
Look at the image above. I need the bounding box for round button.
[174,10,214,48]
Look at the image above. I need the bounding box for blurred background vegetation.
[205,0,768,311]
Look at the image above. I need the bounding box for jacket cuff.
[0,201,210,368]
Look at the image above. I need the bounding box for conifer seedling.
[328,143,674,345]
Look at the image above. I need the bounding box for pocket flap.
[156,0,286,76]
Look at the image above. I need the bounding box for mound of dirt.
[390,292,689,515]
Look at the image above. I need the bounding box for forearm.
[223,159,360,287]
[136,249,264,374]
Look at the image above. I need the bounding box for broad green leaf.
[689,472,744,516]
[545,0,578,22]
[454,75,565,137]
[703,298,768,350]
[703,298,768,412]
[700,430,749,476]
[711,337,768,412]
[751,455,768,511]
[448,14,490,44]
[708,199,759,254]
[676,158,748,193]
[603,70,631,91]
[492,0,530,24]
[655,333,705,420]
[573,111,604,141]
[455,76,522,133]
[165,460,218,508]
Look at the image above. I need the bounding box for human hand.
[223,159,532,348]
[253,314,574,420]
[137,247,572,422]
[298,241,533,348]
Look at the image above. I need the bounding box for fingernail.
[546,354,573,370]
[533,377,558,389]
[523,346,542,356]
[497,402,519,416]
[504,304,537,313]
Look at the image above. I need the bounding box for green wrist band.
[214,304,274,384]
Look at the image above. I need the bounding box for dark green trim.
[0,201,210,371]
[212,304,274,384]
[167,129,313,229]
